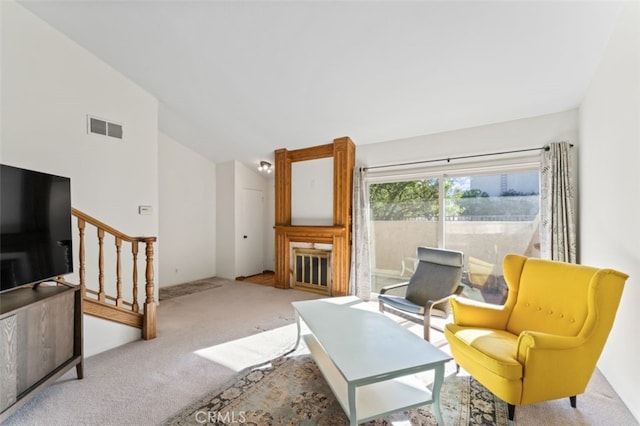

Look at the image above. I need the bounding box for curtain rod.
[362,144,573,172]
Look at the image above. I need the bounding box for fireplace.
[292,248,332,294]
[274,137,355,296]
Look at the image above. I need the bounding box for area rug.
[159,277,227,300]
[162,352,509,425]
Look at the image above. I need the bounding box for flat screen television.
[1,164,73,292]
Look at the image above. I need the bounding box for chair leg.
[570,395,577,408]
[507,404,515,421]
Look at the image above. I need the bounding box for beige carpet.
[3,278,637,425]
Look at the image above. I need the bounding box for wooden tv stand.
[0,282,83,422]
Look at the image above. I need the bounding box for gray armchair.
[378,246,464,341]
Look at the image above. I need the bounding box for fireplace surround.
[274,137,355,295]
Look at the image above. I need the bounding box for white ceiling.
[19,1,624,168]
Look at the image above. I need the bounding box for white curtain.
[349,167,372,300]
[540,142,577,262]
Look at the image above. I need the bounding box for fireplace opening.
[293,248,332,295]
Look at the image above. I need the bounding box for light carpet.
[162,348,509,425]
[3,278,636,425]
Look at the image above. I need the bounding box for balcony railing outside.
[371,219,539,305]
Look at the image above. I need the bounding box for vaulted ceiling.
[19,1,624,168]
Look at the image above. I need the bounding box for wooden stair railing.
[71,208,157,340]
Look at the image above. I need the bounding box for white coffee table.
[292,296,451,426]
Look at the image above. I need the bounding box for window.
[368,168,540,304]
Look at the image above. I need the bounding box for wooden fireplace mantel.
[274,225,347,238]
[274,137,355,296]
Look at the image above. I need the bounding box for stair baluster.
[71,208,157,340]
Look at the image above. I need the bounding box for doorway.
[238,188,264,277]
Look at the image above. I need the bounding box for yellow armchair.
[444,254,628,421]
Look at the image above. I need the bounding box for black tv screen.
[1,164,73,292]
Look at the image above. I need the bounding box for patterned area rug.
[163,352,509,425]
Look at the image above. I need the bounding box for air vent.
[87,115,123,139]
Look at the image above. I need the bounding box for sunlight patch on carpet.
[194,324,298,371]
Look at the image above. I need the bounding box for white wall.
[215,161,236,279]
[158,132,216,287]
[579,1,640,420]
[1,1,159,354]
[357,109,578,169]
[291,157,334,225]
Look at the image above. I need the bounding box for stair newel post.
[131,240,139,313]
[97,228,105,302]
[77,217,86,298]
[142,237,157,340]
[115,237,123,307]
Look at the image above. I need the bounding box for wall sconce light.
[258,161,273,174]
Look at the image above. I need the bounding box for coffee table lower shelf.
[303,333,436,425]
